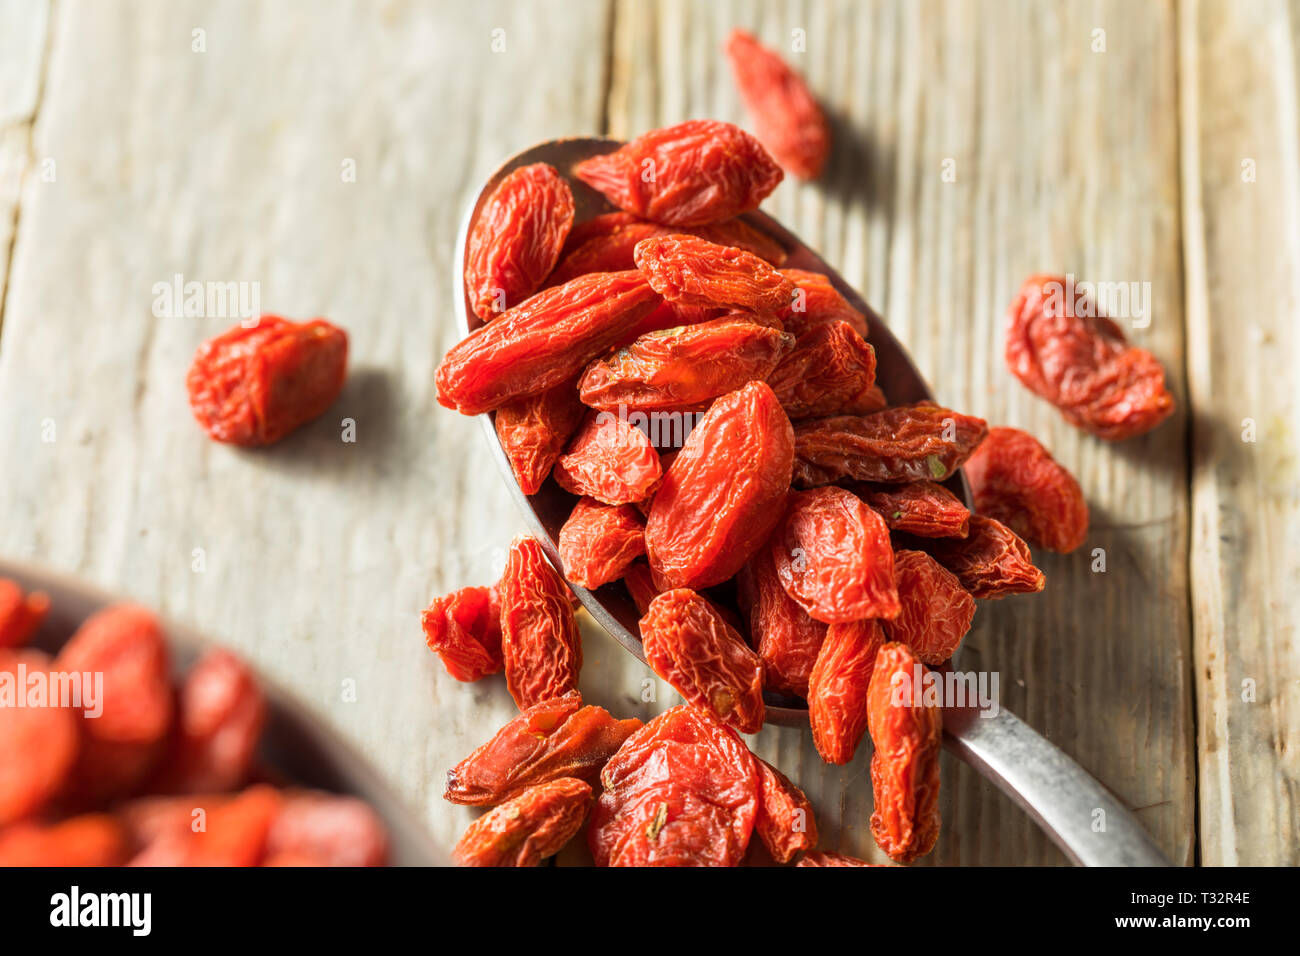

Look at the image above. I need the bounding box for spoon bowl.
[452,137,1171,865]
[453,136,970,727]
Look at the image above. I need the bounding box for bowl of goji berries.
[0,561,442,866]
[425,34,1175,868]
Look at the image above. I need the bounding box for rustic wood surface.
[0,0,1293,865]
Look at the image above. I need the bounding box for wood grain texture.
[1180,0,1300,866]
[607,0,1193,865]
[0,0,50,338]
[0,0,632,858]
[0,0,1293,867]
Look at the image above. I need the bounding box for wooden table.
[0,0,1294,866]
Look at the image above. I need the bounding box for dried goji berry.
[693,218,787,267]
[0,813,128,866]
[797,849,878,866]
[640,589,766,734]
[558,497,647,590]
[574,120,783,227]
[55,605,174,803]
[634,233,796,313]
[465,162,574,319]
[645,381,794,590]
[454,777,592,867]
[547,219,665,286]
[963,426,1089,553]
[926,515,1046,599]
[807,618,885,765]
[175,784,284,866]
[187,316,348,446]
[726,29,831,180]
[494,379,586,496]
[622,562,662,616]
[886,550,976,665]
[736,544,827,698]
[771,487,900,623]
[0,579,49,649]
[549,215,786,287]
[577,313,794,412]
[792,402,988,487]
[499,537,582,710]
[1005,274,1175,440]
[589,705,759,867]
[421,585,503,682]
[265,790,389,866]
[446,693,642,806]
[436,270,666,415]
[753,757,818,863]
[868,642,942,863]
[779,269,869,339]
[153,648,266,794]
[857,480,970,537]
[553,410,663,505]
[767,319,879,419]
[0,649,79,826]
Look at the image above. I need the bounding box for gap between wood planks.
[0,0,56,345]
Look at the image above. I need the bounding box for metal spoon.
[453,137,1170,866]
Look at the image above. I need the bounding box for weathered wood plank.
[0,0,618,856]
[0,0,50,339]
[1180,0,1300,866]
[608,0,1193,864]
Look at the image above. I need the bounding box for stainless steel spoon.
[453,137,1171,867]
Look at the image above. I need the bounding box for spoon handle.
[942,704,1172,866]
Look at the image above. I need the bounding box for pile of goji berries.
[0,580,388,866]
[429,41,1174,867]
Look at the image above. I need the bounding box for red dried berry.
[753,757,819,863]
[797,850,878,867]
[793,402,988,487]
[807,618,886,765]
[155,648,266,794]
[494,380,586,495]
[640,589,766,734]
[634,233,796,313]
[0,579,48,649]
[499,537,582,710]
[779,269,870,339]
[886,550,976,665]
[0,649,79,826]
[436,270,665,415]
[578,313,794,412]
[55,605,174,803]
[454,777,593,867]
[553,411,664,505]
[771,487,900,624]
[421,585,503,682]
[573,120,783,227]
[558,497,647,589]
[857,481,971,538]
[187,316,348,446]
[465,162,575,319]
[645,381,794,590]
[736,545,827,698]
[767,319,879,419]
[589,705,759,867]
[963,426,1089,553]
[926,515,1046,599]
[446,693,642,806]
[868,642,942,863]
[1005,274,1175,440]
[725,29,831,180]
